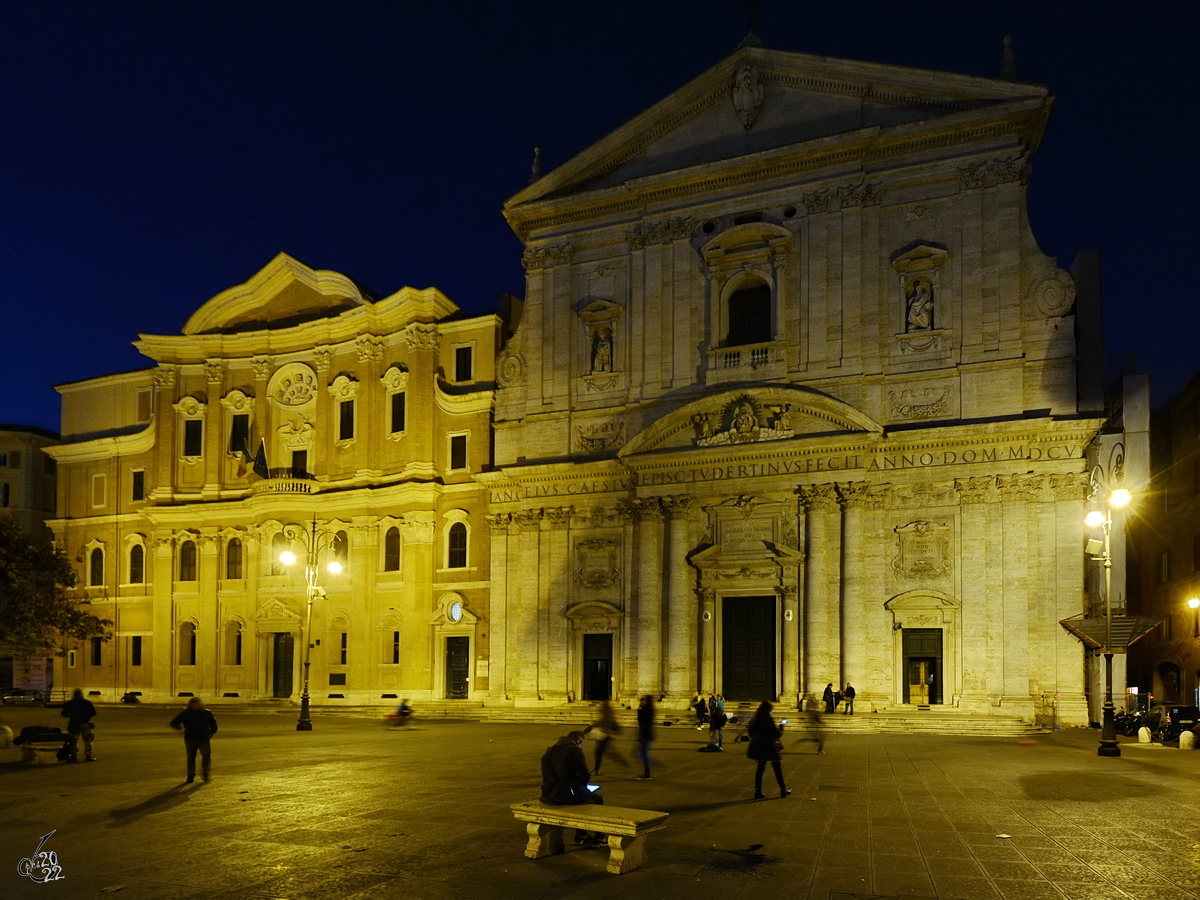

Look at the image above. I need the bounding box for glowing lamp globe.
[327,560,342,574]
[279,550,297,566]
[1084,510,1106,529]
[1109,488,1132,508]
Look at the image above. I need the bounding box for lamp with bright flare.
[279,550,297,565]
[1085,510,1106,528]
[1109,488,1131,508]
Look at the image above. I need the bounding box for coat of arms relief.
[892,521,952,580]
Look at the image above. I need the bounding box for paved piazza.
[1,708,1199,900]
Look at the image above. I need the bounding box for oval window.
[449,601,463,623]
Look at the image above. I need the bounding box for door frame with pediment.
[884,590,961,707]
[253,597,302,701]
[427,592,480,701]
[565,601,623,703]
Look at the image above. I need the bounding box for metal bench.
[510,800,669,874]
[20,740,69,766]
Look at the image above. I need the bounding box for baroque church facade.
[49,45,1106,724]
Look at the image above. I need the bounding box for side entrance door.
[272,632,294,698]
[445,636,470,699]
[902,628,942,705]
[722,596,776,702]
[582,633,613,701]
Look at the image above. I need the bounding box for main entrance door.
[445,636,470,699]
[272,632,294,698]
[722,596,776,702]
[582,633,613,701]
[902,628,942,705]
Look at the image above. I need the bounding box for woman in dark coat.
[822,683,836,714]
[747,701,790,800]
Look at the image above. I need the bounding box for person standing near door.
[635,696,655,780]
[747,701,790,800]
[822,683,836,714]
[842,682,856,715]
[586,699,626,775]
[169,697,218,783]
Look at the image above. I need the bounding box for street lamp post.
[1085,487,1131,758]
[280,515,342,732]
[1189,597,1200,638]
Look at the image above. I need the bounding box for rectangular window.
[132,635,143,666]
[183,419,203,457]
[1158,549,1172,585]
[329,673,347,685]
[291,450,307,478]
[392,631,400,665]
[1163,614,1173,641]
[340,632,348,665]
[91,637,102,666]
[43,454,55,475]
[391,391,406,433]
[339,399,355,441]
[131,470,145,502]
[450,434,467,470]
[455,346,473,382]
[0,453,7,466]
[68,650,76,668]
[91,473,106,508]
[9,451,21,469]
[229,414,250,454]
[137,389,152,422]
[235,630,243,666]
[0,483,7,507]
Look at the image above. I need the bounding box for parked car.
[0,688,45,707]
[1144,703,1200,742]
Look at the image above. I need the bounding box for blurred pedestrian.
[169,697,218,783]
[747,701,791,800]
[61,689,96,762]
[586,699,626,775]
[692,691,707,729]
[708,704,728,750]
[541,731,604,846]
[389,698,413,727]
[636,695,655,780]
[823,683,836,714]
[842,682,856,715]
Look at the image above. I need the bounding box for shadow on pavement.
[1019,771,1161,801]
[107,783,198,827]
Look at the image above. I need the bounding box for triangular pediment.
[182,253,369,336]
[509,46,1048,209]
[619,385,882,457]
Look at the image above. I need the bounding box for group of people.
[54,690,219,783]
[822,681,856,714]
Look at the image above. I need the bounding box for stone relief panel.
[692,394,794,447]
[574,421,624,453]
[573,538,621,590]
[892,521,952,580]
[267,362,318,408]
[889,386,950,421]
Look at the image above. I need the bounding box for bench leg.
[606,833,649,874]
[21,747,34,765]
[524,822,565,860]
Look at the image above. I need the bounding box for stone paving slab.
[1,707,1199,899]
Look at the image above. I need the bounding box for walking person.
[61,688,96,762]
[842,682,856,715]
[692,691,707,730]
[540,731,604,846]
[708,704,728,750]
[585,699,627,775]
[747,701,790,800]
[635,695,655,780]
[169,697,218,783]
[822,683,836,714]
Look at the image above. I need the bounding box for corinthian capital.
[797,484,838,512]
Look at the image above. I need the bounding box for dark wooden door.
[272,632,294,698]
[902,628,942,705]
[583,633,613,701]
[722,596,776,701]
[445,636,470,699]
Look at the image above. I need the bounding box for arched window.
[129,544,145,584]
[226,538,243,579]
[384,527,401,571]
[271,533,288,576]
[89,547,104,586]
[726,280,773,346]
[179,540,197,582]
[333,530,349,567]
[225,620,243,666]
[179,621,197,666]
[447,522,467,569]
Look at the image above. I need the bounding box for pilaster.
[662,495,695,701]
[634,499,665,697]
[798,483,840,699]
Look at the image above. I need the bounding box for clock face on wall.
[449,601,463,623]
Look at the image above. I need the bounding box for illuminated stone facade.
[48,254,499,704]
[483,45,1105,723]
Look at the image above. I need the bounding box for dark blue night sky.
[1,2,1196,432]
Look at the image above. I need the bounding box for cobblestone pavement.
[1,707,1199,900]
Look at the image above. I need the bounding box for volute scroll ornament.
[1028,270,1076,318]
[797,484,838,512]
[954,476,998,505]
[542,506,575,530]
[485,513,512,535]
[403,324,441,353]
[203,360,224,385]
[152,366,177,389]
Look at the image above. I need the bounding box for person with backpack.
[61,689,97,762]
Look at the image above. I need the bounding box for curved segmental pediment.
[619,386,882,457]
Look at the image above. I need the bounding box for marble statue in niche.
[906,279,934,332]
[591,326,613,374]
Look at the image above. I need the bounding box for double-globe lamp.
[1085,486,1131,757]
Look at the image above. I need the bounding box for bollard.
[1180,730,1195,750]
[1138,726,1151,743]
[0,725,11,749]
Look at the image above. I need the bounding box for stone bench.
[20,740,69,766]
[511,800,669,874]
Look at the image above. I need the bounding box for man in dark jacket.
[540,731,603,845]
[61,689,97,762]
[843,682,856,715]
[169,697,218,783]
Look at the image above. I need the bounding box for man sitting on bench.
[540,731,604,847]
